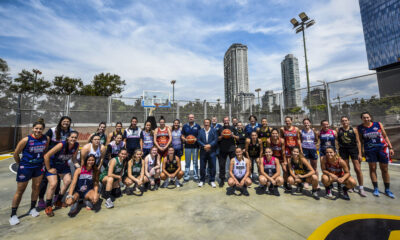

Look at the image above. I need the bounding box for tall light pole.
[171,80,176,119]
[255,88,261,119]
[290,12,315,114]
[32,69,42,93]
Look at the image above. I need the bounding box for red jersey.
[156,127,169,147]
[325,158,344,177]
[284,127,299,148]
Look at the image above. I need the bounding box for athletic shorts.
[302,148,318,160]
[16,165,44,182]
[365,147,390,164]
[234,176,244,182]
[339,147,359,161]
[76,189,90,199]
[45,163,71,177]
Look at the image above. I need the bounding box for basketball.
[186,135,196,144]
[222,129,232,139]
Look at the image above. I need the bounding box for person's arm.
[281,139,287,165]
[71,144,80,168]
[166,128,172,148]
[173,156,181,176]
[357,126,364,156]
[245,139,250,159]
[181,126,186,143]
[197,131,206,147]
[338,159,350,183]
[208,130,218,148]
[80,145,89,166]
[241,158,251,184]
[67,168,81,200]
[333,130,339,152]
[153,129,161,149]
[229,158,237,182]
[296,127,302,150]
[272,158,281,179]
[299,157,315,178]
[287,158,296,178]
[232,128,239,141]
[13,137,28,165]
[379,122,394,156]
[107,158,121,179]
[98,145,107,169]
[107,132,113,146]
[144,156,150,178]
[353,128,363,161]
[140,132,143,151]
[258,139,263,158]
[44,142,63,173]
[316,130,320,150]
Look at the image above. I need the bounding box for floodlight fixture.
[299,12,309,22]
[290,18,299,28]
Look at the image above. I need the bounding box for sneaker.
[284,184,292,193]
[226,187,235,195]
[68,202,79,217]
[38,199,46,209]
[312,190,320,200]
[9,215,20,225]
[85,200,93,210]
[105,198,114,209]
[373,188,380,197]
[348,188,354,193]
[273,186,280,196]
[326,189,333,199]
[54,198,63,208]
[219,181,225,188]
[211,182,216,188]
[359,188,367,197]
[45,206,54,217]
[385,189,396,199]
[342,190,350,200]
[175,179,182,188]
[242,187,250,196]
[268,186,274,194]
[296,183,304,193]
[138,185,145,193]
[161,179,170,188]
[198,181,204,187]
[256,185,266,195]
[29,208,40,217]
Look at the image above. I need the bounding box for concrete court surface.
[0,157,400,240]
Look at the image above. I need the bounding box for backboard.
[142,90,171,108]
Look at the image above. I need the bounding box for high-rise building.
[359,0,400,97]
[224,43,249,106]
[281,54,301,109]
[262,90,278,112]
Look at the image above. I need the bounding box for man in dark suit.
[197,119,218,188]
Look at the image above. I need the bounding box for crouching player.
[258,147,283,196]
[227,148,252,196]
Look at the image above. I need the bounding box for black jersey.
[258,127,272,149]
[338,127,357,149]
[248,140,261,158]
[236,129,247,149]
[165,156,179,173]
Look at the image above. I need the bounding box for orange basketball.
[222,129,232,139]
[186,135,196,144]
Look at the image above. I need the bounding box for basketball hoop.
[154,103,160,109]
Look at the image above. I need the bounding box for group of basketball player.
[9,112,396,225]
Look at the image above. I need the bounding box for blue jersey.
[124,127,142,150]
[21,135,48,167]
[319,129,336,152]
[51,141,79,167]
[358,122,387,151]
[76,166,94,195]
[211,123,222,132]
[171,129,183,150]
[245,123,261,137]
[46,127,74,150]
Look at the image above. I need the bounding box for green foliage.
[49,76,83,95]
[9,69,51,94]
[81,73,126,97]
[0,58,12,91]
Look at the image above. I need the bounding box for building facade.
[262,90,279,112]
[224,43,250,106]
[359,0,400,97]
[281,54,302,109]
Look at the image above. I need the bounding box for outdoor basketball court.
[1,156,399,240]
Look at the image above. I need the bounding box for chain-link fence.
[1,71,400,155]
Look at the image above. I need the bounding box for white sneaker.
[29,208,40,217]
[198,181,204,187]
[211,182,216,188]
[9,215,20,225]
[105,198,114,209]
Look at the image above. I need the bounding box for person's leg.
[275,176,284,186]
[85,190,98,205]
[368,162,378,190]
[11,182,29,216]
[184,148,192,181]
[259,175,267,186]
[192,148,199,180]
[45,175,58,212]
[352,158,365,194]
[199,151,206,183]
[60,173,71,196]
[219,152,228,182]
[160,172,167,181]
[30,175,43,216]
[245,177,252,187]
[227,178,235,187]
[177,171,184,179]
[38,177,48,208]
[379,162,394,198]
[209,152,216,183]
[287,176,295,186]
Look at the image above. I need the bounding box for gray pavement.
[0,157,399,240]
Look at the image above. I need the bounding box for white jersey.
[233,157,246,179]
[147,155,157,172]
[90,144,101,165]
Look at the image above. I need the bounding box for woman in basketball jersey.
[140,121,154,157]
[258,117,272,150]
[245,131,263,181]
[258,147,283,196]
[144,146,161,190]
[107,122,124,144]
[227,148,252,196]
[66,154,99,216]
[280,116,301,158]
[80,134,107,169]
[105,133,125,168]
[154,116,172,159]
[358,112,395,198]
[287,147,320,200]
[300,118,318,174]
[321,146,356,200]
[10,120,49,226]
[161,147,184,188]
[124,149,147,194]
[100,149,128,209]
[236,122,247,151]
[89,122,107,146]
[171,119,184,159]
[337,116,365,197]
[318,120,337,157]
[43,131,79,217]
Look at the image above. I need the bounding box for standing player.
[140,121,154,157]
[318,120,337,157]
[80,134,106,168]
[218,117,239,187]
[236,122,247,151]
[287,147,320,200]
[10,120,49,226]
[171,119,183,159]
[124,117,142,159]
[89,122,107,146]
[107,122,124,144]
[337,116,365,197]
[181,114,201,182]
[227,148,252,196]
[358,112,395,198]
[258,147,283,196]
[321,147,356,200]
[258,117,272,150]
[245,131,263,182]
[245,115,261,138]
[105,133,125,168]
[154,116,172,159]
[144,147,161,190]
[43,131,79,217]
[161,147,184,188]
[301,118,318,174]
[280,116,301,191]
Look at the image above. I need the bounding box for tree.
[9,69,51,94]
[81,73,126,96]
[0,58,12,91]
[49,76,84,95]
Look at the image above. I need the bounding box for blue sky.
[0,0,374,101]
